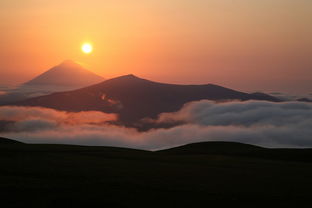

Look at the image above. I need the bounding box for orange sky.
[0,0,311,93]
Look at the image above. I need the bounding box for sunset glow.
[0,0,311,93]
[81,43,93,54]
[0,1,312,205]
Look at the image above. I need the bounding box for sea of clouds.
[0,100,312,150]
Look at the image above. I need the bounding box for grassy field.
[1,138,312,207]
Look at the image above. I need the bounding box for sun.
[81,43,93,54]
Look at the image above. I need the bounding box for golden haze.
[0,0,311,93]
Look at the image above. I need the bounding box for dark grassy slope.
[0,137,23,144]
[13,75,279,125]
[1,141,312,207]
[160,141,264,155]
[160,141,312,163]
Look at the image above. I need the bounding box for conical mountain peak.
[23,60,104,87]
[58,60,82,68]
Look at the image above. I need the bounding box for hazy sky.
[0,0,311,93]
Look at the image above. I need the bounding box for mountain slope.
[0,137,23,144]
[13,74,279,124]
[159,141,264,155]
[1,141,312,207]
[0,60,104,105]
[23,60,104,87]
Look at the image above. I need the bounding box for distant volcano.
[0,60,104,104]
[23,60,104,87]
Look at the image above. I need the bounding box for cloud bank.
[155,100,312,127]
[0,106,117,126]
[0,101,312,150]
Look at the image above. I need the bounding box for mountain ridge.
[12,74,280,126]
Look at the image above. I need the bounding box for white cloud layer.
[1,101,312,150]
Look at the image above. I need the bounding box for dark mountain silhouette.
[249,92,280,101]
[1,141,312,206]
[159,141,264,155]
[297,98,312,102]
[13,74,280,125]
[0,60,104,104]
[0,137,22,144]
[160,141,312,163]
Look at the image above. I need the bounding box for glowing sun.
[81,43,93,54]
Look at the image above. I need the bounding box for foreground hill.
[13,74,279,125]
[0,137,23,144]
[160,141,312,162]
[0,140,312,207]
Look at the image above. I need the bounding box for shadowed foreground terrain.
[1,137,312,207]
